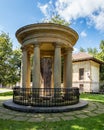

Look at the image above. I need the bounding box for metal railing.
[13,87,80,107]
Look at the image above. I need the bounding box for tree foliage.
[87,48,98,56]
[48,15,69,26]
[9,49,21,86]
[79,47,86,52]
[79,47,98,56]
[100,40,104,51]
[0,32,12,86]
[0,32,21,87]
[96,40,104,81]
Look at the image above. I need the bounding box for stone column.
[32,44,40,88]
[20,57,23,87]
[27,53,31,88]
[64,49,72,88]
[21,47,28,88]
[54,44,61,88]
[63,55,66,88]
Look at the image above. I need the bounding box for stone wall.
[72,60,100,92]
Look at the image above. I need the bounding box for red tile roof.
[72,52,103,64]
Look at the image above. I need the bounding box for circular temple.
[3,23,85,113]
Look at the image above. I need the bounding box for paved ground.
[0,97,104,122]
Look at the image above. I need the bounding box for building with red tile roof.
[72,52,103,92]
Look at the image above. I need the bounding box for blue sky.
[0,0,104,52]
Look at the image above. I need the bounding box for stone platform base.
[3,99,88,113]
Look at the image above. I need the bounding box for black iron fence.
[13,87,80,107]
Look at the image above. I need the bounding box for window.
[79,68,84,80]
[79,84,84,92]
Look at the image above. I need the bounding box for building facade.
[72,52,102,93]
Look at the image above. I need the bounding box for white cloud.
[0,25,5,31]
[73,47,79,53]
[80,31,87,37]
[56,0,104,19]
[38,0,55,20]
[38,3,49,18]
[38,0,104,32]
[90,11,104,32]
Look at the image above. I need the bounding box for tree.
[48,15,69,26]
[79,47,98,56]
[100,40,104,51]
[79,47,86,52]
[96,41,104,81]
[9,49,22,85]
[0,32,13,86]
[87,48,98,56]
[0,32,21,87]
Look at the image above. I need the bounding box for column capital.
[65,48,73,52]
[21,46,27,51]
[33,42,41,48]
[63,48,73,56]
[53,42,61,48]
[21,46,32,56]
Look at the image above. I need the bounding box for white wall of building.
[72,60,100,92]
[90,61,100,92]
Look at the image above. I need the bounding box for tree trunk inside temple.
[40,57,52,96]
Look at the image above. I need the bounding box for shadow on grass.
[0,114,104,130]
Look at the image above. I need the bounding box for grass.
[0,114,104,130]
[80,93,104,103]
[0,91,13,96]
[0,92,104,130]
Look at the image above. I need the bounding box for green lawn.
[0,114,104,130]
[80,93,104,103]
[0,91,13,96]
[0,92,104,130]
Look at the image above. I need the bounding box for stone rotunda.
[17,23,78,90]
[3,23,88,112]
